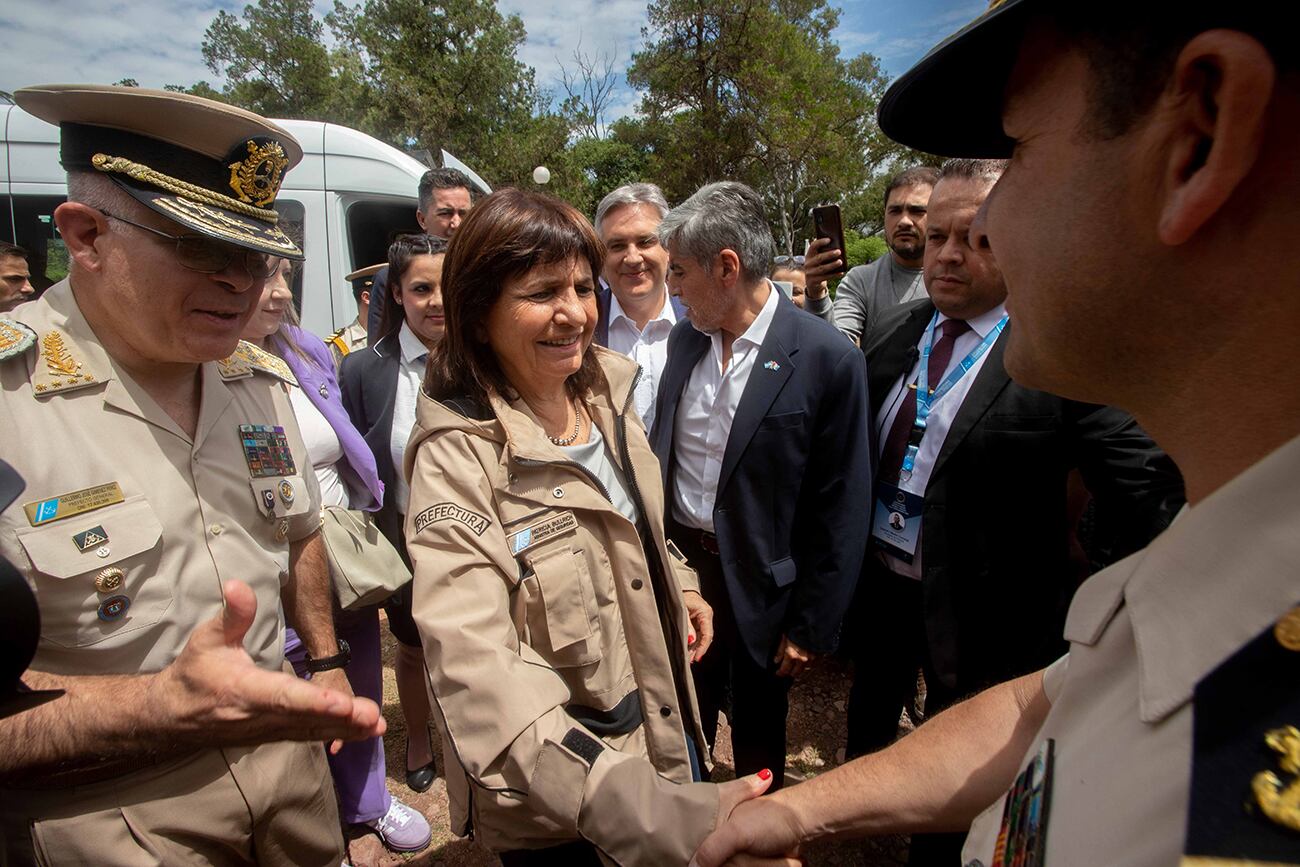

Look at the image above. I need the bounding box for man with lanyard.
[692,1,1298,864]
[846,158,1182,865]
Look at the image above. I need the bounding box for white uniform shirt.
[875,302,1007,578]
[962,433,1300,867]
[606,290,676,431]
[390,321,429,515]
[671,283,779,532]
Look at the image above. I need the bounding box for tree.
[327,0,556,183]
[197,0,367,124]
[627,0,898,252]
[559,43,621,142]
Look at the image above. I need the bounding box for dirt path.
[344,621,910,866]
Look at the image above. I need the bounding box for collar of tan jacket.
[1063,433,1300,724]
[409,344,642,468]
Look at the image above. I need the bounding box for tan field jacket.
[403,347,718,864]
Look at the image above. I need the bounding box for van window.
[3,194,69,294]
[346,200,420,273]
[274,199,306,312]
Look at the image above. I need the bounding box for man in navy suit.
[593,183,687,431]
[650,181,873,789]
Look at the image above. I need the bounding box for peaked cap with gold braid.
[14,83,305,259]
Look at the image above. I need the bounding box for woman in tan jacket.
[402,188,771,865]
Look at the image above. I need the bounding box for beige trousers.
[0,740,343,866]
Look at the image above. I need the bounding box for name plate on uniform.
[509,511,577,556]
[24,482,124,527]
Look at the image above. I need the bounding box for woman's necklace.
[548,398,582,447]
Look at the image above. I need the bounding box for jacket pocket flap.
[18,496,162,579]
[767,555,798,588]
[528,545,596,651]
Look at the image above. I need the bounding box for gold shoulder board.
[0,319,37,362]
[218,340,298,385]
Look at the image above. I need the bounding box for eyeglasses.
[773,255,805,267]
[101,211,278,278]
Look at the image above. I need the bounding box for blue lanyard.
[900,312,1009,478]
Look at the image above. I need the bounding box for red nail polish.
[688,633,695,644]
[758,768,772,781]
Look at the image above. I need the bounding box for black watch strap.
[305,639,350,672]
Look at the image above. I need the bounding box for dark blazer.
[650,291,874,668]
[863,298,1185,690]
[338,330,404,553]
[594,285,687,348]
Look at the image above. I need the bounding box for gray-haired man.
[594,182,687,430]
[649,181,873,791]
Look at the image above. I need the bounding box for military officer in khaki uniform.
[0,84,384,865]
[690,2,1300,866]
[326,263,380,370]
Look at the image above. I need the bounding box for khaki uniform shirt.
[327,318,367,371]
[0,281,321,676]
[403,347,718,865]
[963,434,1300,866]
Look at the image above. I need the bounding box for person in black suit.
[340,233,450,794]
[846,159,1183,862]
[650,181,874,790]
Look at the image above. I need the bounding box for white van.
[1,105,480,337]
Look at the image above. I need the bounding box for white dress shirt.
[671,283,780,532]
[606,290,676,431]
[875,302,1008,578]
[288,384,349,509]
[390,321,429,515]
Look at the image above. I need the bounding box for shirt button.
[631,578,643,590]
[553,487,564,499]
[209,524,224,536]
[659,705,672,718]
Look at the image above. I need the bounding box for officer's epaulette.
[326,327,350,357]
[1184,603,1300,863]
[217,340,297,385]
[0,319,37,362]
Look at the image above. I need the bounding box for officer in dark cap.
[0,84,383,865]
[691,3,1300,865]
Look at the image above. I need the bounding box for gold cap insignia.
[228,139,289,207]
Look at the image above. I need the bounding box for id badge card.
[871,482,923,563]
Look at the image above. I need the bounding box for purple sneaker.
[366,797,432,852]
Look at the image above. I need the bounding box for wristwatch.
[305,639,351,673]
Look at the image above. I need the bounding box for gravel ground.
[343,618,912,866]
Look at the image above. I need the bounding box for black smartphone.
[811,204,847,273]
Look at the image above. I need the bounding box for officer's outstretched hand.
[159,579,385,747]
[693,772,803,867]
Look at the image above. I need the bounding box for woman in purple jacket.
[240,257,432,854]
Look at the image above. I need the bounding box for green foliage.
[627,0,895,252]
[173,0,912,242]
[843,229,886,269]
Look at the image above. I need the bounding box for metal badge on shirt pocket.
[15,495,165,647]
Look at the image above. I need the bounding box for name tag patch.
[413,502,491,536]
[24,482,125,527]
[509,511,577,556]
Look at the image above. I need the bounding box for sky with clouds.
[1,0,983,121]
